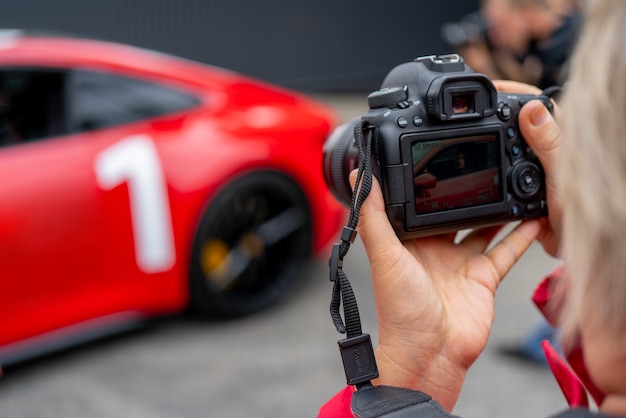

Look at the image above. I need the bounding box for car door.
[0,67,199,349]
[0,68,114,346]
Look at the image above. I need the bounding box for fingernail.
[530,102,549,127]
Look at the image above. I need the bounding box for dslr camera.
[323,54,550,239]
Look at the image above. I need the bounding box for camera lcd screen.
[411,134,502,214]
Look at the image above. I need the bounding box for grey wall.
[0,1,478,91]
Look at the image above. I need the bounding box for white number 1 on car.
[94,135,176,273]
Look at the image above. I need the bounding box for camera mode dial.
[510,161,542,199]
[368,86,408,109]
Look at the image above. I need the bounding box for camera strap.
[328,120,379,389]
[326,123,457,417]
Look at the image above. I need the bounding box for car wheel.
[189,171,313,317]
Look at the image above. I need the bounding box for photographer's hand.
[350,171,540,412]
[495,80,564,256]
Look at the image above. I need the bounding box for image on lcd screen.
[411,134,502,214]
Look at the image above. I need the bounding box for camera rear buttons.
[526,201,544,214]
[497,102,512,121]
[511,162,542,198]
[507,127,516,139]
[397,115,424,128]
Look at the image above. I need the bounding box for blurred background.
[0,1,578,417]
[0,0,478,91]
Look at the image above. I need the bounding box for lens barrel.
[322,119,360,207]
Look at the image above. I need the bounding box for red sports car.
[0,31,345,365]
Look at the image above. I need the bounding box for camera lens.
[510,162,542,199]
[322,119,360,207]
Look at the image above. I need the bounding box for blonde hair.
[559,0,626,345]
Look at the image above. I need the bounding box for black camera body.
[324,54,550,239]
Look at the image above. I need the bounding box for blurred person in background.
[442,0,583,89]
[321,0,625,416]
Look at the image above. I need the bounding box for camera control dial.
[368,86,408,109]
[510,162,542,199]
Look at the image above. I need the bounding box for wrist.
[371,346,468,412]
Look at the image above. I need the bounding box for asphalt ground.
[0,94,567,418]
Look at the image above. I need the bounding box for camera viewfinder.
[452,93,474,114]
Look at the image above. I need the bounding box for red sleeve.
[532,266,605,408]
[318,386,354,417]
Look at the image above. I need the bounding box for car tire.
[188,170,313,317]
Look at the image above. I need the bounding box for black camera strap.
[329,120,379,389]
[326,123,456,417]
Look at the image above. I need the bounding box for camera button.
[413,115,423,126]
[511,204,521,217]
[526,201,544,214]
[512,144,521,156]
[397,117,408,128]
[498,103,512,121]
[507,127,516,139]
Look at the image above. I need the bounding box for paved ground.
[0,94,568,417]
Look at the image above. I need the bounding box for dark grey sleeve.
[351,385,462,418]
[549,408,616,418]
[352,387,610,418]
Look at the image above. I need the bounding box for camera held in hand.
[323,54,550,239]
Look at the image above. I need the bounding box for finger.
[459,224,506,253]
[438,231,458,242]
[493,80,542,95]
[494,80,561,118]
[348,170,403,260]
[518,99,563,236]
[518,99,561,175]
[485,220,541,282]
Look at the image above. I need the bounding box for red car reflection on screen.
[0,31,345,365]
[412,135,502,213]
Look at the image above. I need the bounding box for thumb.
[518,99,561,177]
[518,99,563,256]
[348,170,403,262]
